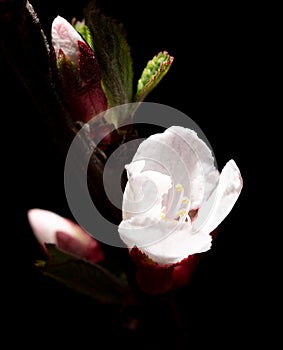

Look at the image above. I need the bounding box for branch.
[0,0,116,222]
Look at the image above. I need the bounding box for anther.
[175,184,183,192]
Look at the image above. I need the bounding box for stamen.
[174,185,184,213]
[172,183,191,223]
[182,197,189,204]
[177,209,187,217]
[175,184,183,192]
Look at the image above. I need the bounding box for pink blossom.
[28,209,104,264]
[51,16,107,122]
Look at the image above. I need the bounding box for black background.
[1,0,262,348]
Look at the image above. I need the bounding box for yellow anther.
[160,212,166,220]
[182,197,189,204]
[175,184,183,192]
[177,209,187,217]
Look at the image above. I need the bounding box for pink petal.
[51,15,82,65]
[28,209,73,245]
[27,209,104,263]
[56,231,104,264]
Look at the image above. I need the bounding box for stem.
[169,297,188,341]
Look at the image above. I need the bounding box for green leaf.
[73,20,94,51]
[38,244,132,304]
[84,2,133,110]
[135,51,174,102]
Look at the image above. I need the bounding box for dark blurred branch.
[0,0,72,152]
[0,0,116,221]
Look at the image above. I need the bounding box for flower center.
[161,183,191,223]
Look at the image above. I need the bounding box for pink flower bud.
[28,209,104,264]
[52,15,82,67]
[51,16,107,122]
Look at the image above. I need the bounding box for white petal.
[122,169,172,220]
[118,216,212,265]
[193,159,243,234]
[27,209,73,244]
[119,215,175,248]
[125,160,145,177]
[143,229,212,266]
[132,126,219,215]
[51,15,82,65]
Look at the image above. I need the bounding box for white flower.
[118,126,243,266]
